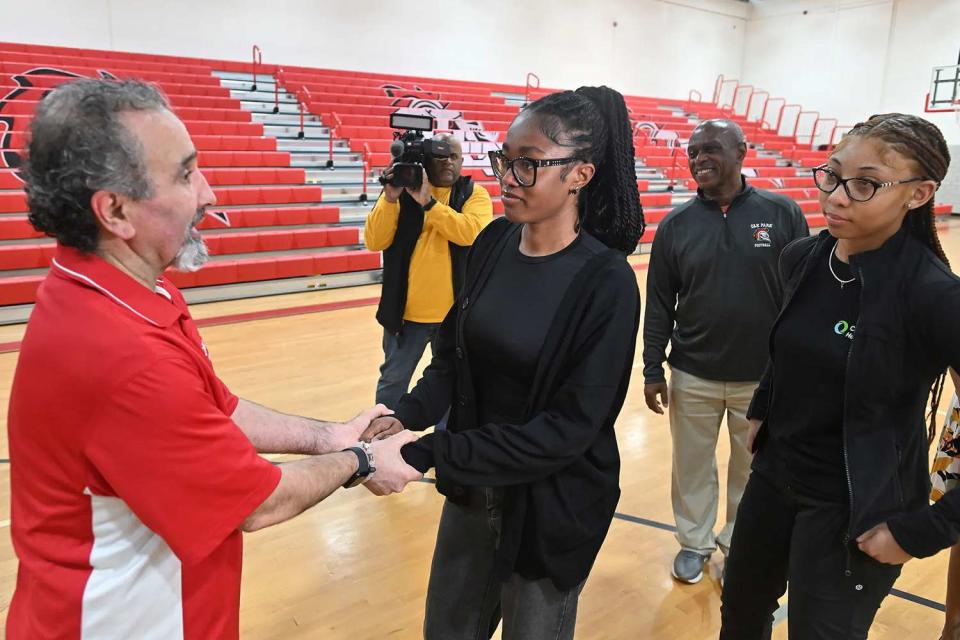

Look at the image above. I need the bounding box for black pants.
[720,472,902,639]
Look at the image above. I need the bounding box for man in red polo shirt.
[7,79,422,639]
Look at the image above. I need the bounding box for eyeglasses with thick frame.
[812,165,927,203]
[488,149,579,187]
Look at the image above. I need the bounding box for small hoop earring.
[569,187,580,195]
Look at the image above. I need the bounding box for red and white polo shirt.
[7,245,282,639]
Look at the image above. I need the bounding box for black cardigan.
[394,217,642,590]
[749,227,960,559]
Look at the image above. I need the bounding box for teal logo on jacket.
[834,320,855,340]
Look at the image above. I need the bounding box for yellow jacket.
[364,183,493,323]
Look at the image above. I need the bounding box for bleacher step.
[304,170,378,186]
[295,157,365,169]
[290,153,361,167]
[213,71,275,83]
[242,101,303,115]
[278,140,361,154]
[263,125,330,138]
[203,245,366,261]
[218,78,275,92]
[230,90,298,106]
[252,112,321,126]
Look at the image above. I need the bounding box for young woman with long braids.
[361,86,643,639]
[720,113,960,639]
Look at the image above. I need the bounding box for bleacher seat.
[0,40,953,309]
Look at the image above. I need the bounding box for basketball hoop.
[925,56,959,114]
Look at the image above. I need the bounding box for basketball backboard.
[926,54,960,113]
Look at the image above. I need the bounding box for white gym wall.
[0,0,956,203]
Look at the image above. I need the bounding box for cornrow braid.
[522,86,645,253]
[839,113,953,443]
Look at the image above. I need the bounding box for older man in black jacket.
[642,120,809,584]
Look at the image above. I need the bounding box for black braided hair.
[838,112,952,444]
[522,86,645,253]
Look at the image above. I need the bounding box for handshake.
[342,405,422,496]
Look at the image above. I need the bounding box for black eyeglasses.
[812,165,926,203]
[488,150,579,187]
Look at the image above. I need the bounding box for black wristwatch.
[423,197,438,211]
[342,442,376,488]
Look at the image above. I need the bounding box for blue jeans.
[375,321,439,411]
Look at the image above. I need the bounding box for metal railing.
[731,84,754,117]
[745,90,769,123]
[667,143,687,192]
[525,72,540,105]
[295,86,312,139]
[760,97,785,131]
[711,75,851,145]
[273,67,285,114]
[791,110,819,145]
[251,45,262,91]
[810,117,837,148]
[360,142,372,203]
[327,112,343,168]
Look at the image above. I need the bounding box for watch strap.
[342,443,375,488]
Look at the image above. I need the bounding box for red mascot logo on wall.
[0,67,117,180]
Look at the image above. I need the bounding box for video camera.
[379,112,451,190]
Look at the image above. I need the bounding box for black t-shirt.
[451,230,608,580]
[463,230,608,426]
[755,247,860,501]
[400,229,609,474]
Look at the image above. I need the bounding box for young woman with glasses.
[361,86,644,639]
[720,113,960,639]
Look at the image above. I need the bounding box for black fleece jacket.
[749,227,960,559]
[394,217,641,590]
[643,180,808,383]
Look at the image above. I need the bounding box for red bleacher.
[0,41,953,309]
[0,43,389,306]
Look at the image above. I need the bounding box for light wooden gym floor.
[0,221,958,639]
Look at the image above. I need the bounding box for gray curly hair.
[22,79,169,252]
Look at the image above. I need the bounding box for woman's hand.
[360,416,405,442]
[856,523,913,565]
[746,418,762,453]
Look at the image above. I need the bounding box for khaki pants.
[669,367,758,556]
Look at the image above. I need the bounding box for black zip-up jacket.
[375,176,474,335]
[643,179,809,383]
[393,217,641,590]
[748,227,960,559]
